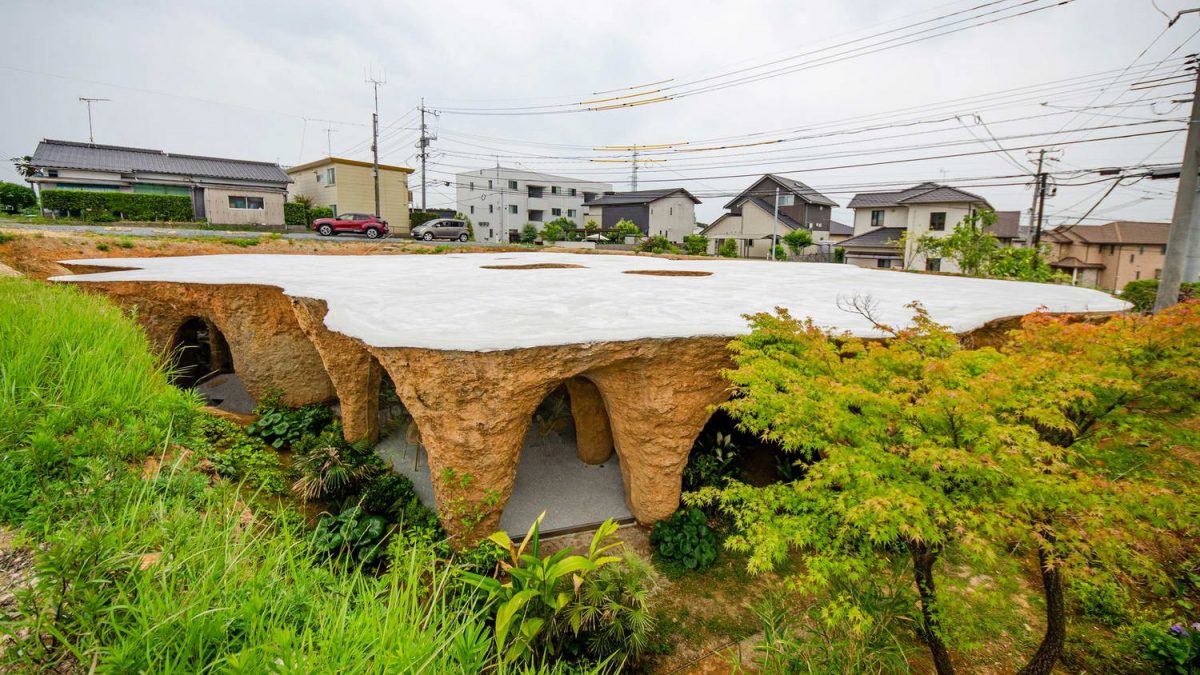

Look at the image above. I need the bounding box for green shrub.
[649,507,718,572]
[541,218,569,243]
[0,181,36,213]
[610,219,641,242]
[311,504,389,564]
[41,190,194,222]
[310,206,333,220]
[782,229,813,257]
[361,472,416,516]
[682,431,739,491]
[1122,279,1200,313]
[636,235,679,255]
[410,211,441,228]
[1129,621,1200,673]
[1070,577,1130,627]
[291,426,384,501]
[96,242,110,251]
[190,414,290,495]
[245,395,333,449]
[682,234,709,256]
[521,223,539,243]
[284,201,309,227]
[718,239,738,257]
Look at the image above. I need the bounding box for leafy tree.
[718,239,738,258]
[457,212,476,241]
[9,156,35,180]
[695,301,1200,675]
[782,229,813,257]
[520,223,538,244]
[584,219,599,233]
[771,244,787,261]
[610,219,641,242]
[682,234,709,256]
[918,208,1000,276]
[1122,278,1200,313]
[0,181,36,213]
[984,244,1060,282]
[540,220,565,243]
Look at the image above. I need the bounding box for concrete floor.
[375,416,633,535]
[195,373,256,413]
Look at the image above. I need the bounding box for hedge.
[41,190,193,222]
[1120,279,1200,313]
[410,211,441,228]
[284,202,335,227]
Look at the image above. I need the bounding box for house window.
[508,205,518,214]
[1130,253,1135,263]
[870,210,884,227]
[551,208,562,216]
[528,186,544,198]
[470,182,475,191]
[1156,268,1162,279]
[876,258,892,269]
[488,180,493,189]
[929,212,946,231]
[228,196,264,209]
[324,167,336,185]
[1139,245,1145,254]
[567,209,576,217]
[529,209,544,222]
[669,207,674,216]
[489,204,494,213]
[551,186,560,195]
[47,170,59,178]
[1136,270,1141,280]
[569,188,577,196]
[926,258,942,272]
[583,192,597,202]
[508,180,518,190]
[778,194,795,207]
[470,205,475,214]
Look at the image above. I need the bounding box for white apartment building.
[455,167,612,242]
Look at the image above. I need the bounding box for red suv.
[313,213,389,239]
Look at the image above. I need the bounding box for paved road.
[0,220,505,247]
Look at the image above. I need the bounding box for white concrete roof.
[52,252,1128,352]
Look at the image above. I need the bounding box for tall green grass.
[0,278,599,673]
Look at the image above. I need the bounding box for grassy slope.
[0,278,550,673]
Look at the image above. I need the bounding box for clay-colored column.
[371,347,560,545]
[585,337,732,526]
[565,377,614,465]
[290,298,382,443]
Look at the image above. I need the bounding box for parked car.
[312,213,389,239]
[412,218,469,242]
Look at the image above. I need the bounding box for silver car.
[412,218,469,242]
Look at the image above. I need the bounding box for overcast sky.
[3,0,1198,226]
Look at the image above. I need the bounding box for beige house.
[582,188,699,243]
[28,139,290,226]
[287,157,414,233]
[842,183,1020,271]
[701,174,850,258]
[1043,221,1169,291]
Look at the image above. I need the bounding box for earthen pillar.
[565,376,614,464]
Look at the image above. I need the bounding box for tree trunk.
[911,541,956,675]
[1018,543,1066,675]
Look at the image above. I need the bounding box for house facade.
[582,188,700,243]
[842,182,1019,271]
[27,139,290,226]
[454,167,612,243]
[1043,221,1169,291]
[287,157,413,234]
[701,174,848,258]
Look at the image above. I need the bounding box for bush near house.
[283,201,309,227]
[1121,279,1200,313]
[718,239,738,257]
[610,219,641,243]
[0,181,36,213]
[682,234,709,256]
[520,223,539,243]
[637,235,680,255]
[410,210,441,228]
[41,189,194,222]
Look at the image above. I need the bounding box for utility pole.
[1029,149,1046,247]
[417,99,438,211]
[631,148,639,191]
[496,158,505,243]
[1155,56,1200,312]
[324,126,336,157]
[771,186,782,261]
[78,97,109,144]
[365,72,385,219]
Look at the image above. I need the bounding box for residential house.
[1043,220,1169,291]
[842,182,1018,270]
[287,157,413,234]
[700,174,843,258]
[455,167,612,243]
[582,188,700,243]
[27,139,290,226]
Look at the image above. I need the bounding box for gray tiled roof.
[31,139,291,184]
[847,182,989,209]
[837,227,905,248]
[723,174,838,209]
[1042,221,1169,245]
[584,188,700,206]
[829,220,853,236]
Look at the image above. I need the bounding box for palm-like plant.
[292,442,380,501]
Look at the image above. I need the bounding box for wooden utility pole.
[365,73,385,219]
[1154,57,1200,312]
[1030,149,1046,247]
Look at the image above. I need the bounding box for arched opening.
[503,379,632,535]
[682,408,795,491]
[169,317,247,411]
